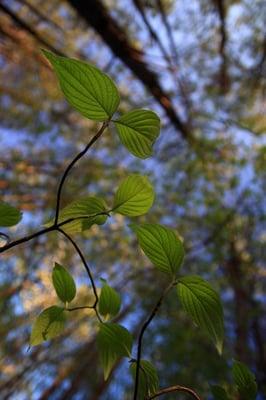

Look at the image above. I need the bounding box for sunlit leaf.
[0,202,22,227]
[130,360,159,399]
[52,263,76,303]
[113,174,154,216]
[177,276,224,354]
[131,223,184,275]
[97,323,133,380]
[232,360,257,400]
[46,196,108,234]
[30,306,65,346]
[114,109,160,158]
[98,279,121,318]
[42,50,120,121]
[210,385,230,400]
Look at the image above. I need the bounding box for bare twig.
[57,228,102,322]
[54,120,109,224]
[133,281,176,400]
[147,384,202,400]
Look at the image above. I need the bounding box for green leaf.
[52,263,76,303]
[97,323,133,380]
[130,360,159,399]
[114,109,160,158]
[113,174,154,216]
[30,306,65,346]
[210,385,230,400]
[177,276,224,354]
[232,360,257,400]
[0,202,22,227]
[131,223,184,275]
[98,280,121,318]
[46,196,108,234]
[42,50,120,121]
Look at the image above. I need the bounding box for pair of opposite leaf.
[30,263,121,346]
[42,49,160,160]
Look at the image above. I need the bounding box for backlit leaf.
[130,360,159,399]
[177,276,224,354]
[98,279,121,318]
[232,360,257,400]
[131,223,184,275]
[30,306,65,346]
[46,196,108,234]
[42,50,120,121]
[114,109,160,158]
[113,174,154,216]
[97,323,133,380]
[52,263,76,303]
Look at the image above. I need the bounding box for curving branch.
[54,120,109,223]
[147,384,202,400]
[57,227,102,322]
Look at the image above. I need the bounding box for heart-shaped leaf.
[30,306,65,346]
[130,360,159,399]
[113,174,154,216]
[114,109,160,158]
[177,275,224,354]
[42,50,120,121]
[52,263,76,303]
[97,323,133,380]
[0,202,22,227]
[99,279,121,318]
[46,196,108,234]
[232,360,257,400]
[131,223,184,275]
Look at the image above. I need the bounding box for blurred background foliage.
[0,0,265,398]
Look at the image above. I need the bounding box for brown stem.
[54,120,109,224]
[133,281,176,400]
[147,385,202,400]
[57,228,102,322]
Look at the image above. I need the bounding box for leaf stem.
[57,228,102,323]
[54,120,109,224]
[66,305,94,311]
[133,281,176,400]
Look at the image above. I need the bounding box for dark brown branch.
[147,385,202,400]
[133,281,175,400]
[212,0,229,92]
[67,0,190,140]
[15,0,64,32]
[0,3,64,56]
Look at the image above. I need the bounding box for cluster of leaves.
[0,50,258,399]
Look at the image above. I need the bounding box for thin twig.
[54,121,109,224]
[0,212,110,254]
[66,306,94,311]
[133,281,176,400]
[57,228,102,323]
[147,385,202,400]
